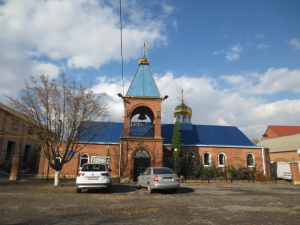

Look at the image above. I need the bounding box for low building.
[262,125,300,140]
[258,134,300,179]
[0,102,40,174]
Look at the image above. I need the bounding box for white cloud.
[290,38,300,50]
[256,43,270,50]
[226,43,242,61]
[0,0,171,103]
[213,50,224,55]
[222,68,300,94]
[93,69,300,139]
[255,34,265,39]
[162,2,175,16]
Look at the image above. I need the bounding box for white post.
[54,170,60,186]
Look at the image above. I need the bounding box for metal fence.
[174,156,280,183]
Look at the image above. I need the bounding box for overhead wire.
[120,0,124,95]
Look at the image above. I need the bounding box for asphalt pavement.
[0,179,299,224]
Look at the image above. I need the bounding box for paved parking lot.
[0,179,300,225]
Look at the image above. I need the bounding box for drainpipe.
[119,131,124,179]
[262,147,266,176]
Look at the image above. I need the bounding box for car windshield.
[153,168,174,175]
[81,164,106,172]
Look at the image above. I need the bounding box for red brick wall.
[181,146,269,175]
[262,127,279,140]
[38,143,271,178]
[123,97,162,137]
[38,144,120,178]
[270,151,300,162]
[120,137,163,179]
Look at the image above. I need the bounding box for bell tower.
[119,43,166,182]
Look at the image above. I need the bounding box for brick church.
[38,46,270,181]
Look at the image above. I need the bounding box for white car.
[76,163,111,193]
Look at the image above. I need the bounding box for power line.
[120,0,124,95]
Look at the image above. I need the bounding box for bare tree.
[6,72,109,186]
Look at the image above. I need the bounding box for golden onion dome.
[173,102,192,116]
[139,42,149,65]
[173,89,192,116]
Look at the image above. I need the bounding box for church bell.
[138,113,147,121]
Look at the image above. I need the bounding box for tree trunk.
[54,170,60,186]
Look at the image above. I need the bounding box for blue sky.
[1,0,300,139]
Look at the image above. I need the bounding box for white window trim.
[91,156,110,168]
[247,153,255,167]
[203,152,211,167]
[218,152,226,167]
[79,153,89,168]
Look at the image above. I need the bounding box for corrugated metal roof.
[258,133,300,152]
[79,122,124,143]
[126,64,161,97]
[162,123,257,147]
[80,122,257,147]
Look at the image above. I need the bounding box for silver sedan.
[137,167,180,193]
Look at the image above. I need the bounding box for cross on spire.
[143,42,145,58]
[181,89,184,104]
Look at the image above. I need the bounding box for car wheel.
[137,181,141,189]
[76,188,81,193]
[147,183,153,193]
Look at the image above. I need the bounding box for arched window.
[134,149,150,158]
[218,153,226,167]
[80,153,89,168]
[203,152,211,166]
[187,151,195,165]
[247,153,255,167]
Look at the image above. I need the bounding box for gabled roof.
[0,102,27,120]
[126,64,161,97]
[258,133,300,152]
[264,125,300,137]
[81,122,257,148]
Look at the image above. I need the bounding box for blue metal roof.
[79,122,124,143]
[126,64,161,97]
[79,122,257,147]
[161,123,257,147]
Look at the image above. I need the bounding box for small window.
[218,153,226,167]
[80,154,89,168]
[187,151,195,165]
[23,145,31,162]
[247,153,255,167]
[5,141,15,161]
[91,156,110,168]
[203,152,211,166]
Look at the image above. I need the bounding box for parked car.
[76,163,111,193]
[137,167,180,193]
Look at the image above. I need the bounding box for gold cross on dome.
[143,42,145,58]
[181,89,184,103]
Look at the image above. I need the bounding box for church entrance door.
[133,150,150,181]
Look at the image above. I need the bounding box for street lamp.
[107,146,110,156]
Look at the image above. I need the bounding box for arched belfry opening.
[130,106,154,137]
